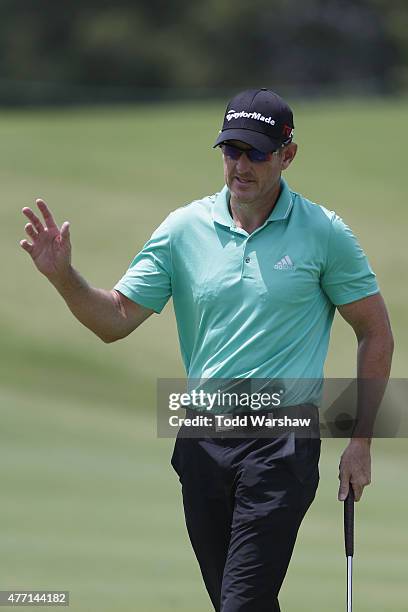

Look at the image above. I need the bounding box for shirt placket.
[229,223,268,281]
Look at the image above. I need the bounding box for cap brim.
[213,129,281,153]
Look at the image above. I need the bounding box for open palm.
[20,199,71,279]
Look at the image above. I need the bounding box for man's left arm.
[336,293,394,501]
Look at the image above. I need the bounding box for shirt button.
[245,257,251,263]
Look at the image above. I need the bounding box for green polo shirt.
[114,179,378,403]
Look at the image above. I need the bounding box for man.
[20,89,393,612]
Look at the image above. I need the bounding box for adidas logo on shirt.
[274,255,295,270]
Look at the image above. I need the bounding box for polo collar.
[212,178,294,229]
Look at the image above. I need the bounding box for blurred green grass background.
[1,99,407,611]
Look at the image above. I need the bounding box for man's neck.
[229,180,282,234]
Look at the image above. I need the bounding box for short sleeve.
[114,216,172,313]
[321,214,379,306]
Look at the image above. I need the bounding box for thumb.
[338,477,350,501]
[60,221,70,243]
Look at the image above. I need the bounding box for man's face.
[222,140,297,205]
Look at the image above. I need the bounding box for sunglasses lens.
[247,149,269,162]
[222,144,241,160]
[221,144,272,162]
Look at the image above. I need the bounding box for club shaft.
[347,556,353,611]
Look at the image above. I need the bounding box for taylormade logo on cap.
[226,109,276,125]
[213,88,294,153]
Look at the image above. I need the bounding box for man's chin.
[230,180,258,202]
[231,187,257,204]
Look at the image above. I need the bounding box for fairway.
[1,99,407,611]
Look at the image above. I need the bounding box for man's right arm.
[20,199,154,343]
[52,268,154,343]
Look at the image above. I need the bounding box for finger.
[36,199,58,230]
[351,483,363,502]
[20,239,33,254]
[22,207,45,233]
[60,221,70,242]
[24,223,39,240]
[338,475,351,501]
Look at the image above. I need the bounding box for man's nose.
[235,152,252,172]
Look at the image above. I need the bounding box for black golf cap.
[213,88,294,153]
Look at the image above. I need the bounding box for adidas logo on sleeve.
[274,255,295,270]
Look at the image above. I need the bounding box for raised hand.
[20,199,72,281]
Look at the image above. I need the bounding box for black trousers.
[171,431,320,612]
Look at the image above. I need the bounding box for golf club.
[344,484,355,612]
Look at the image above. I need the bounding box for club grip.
[344,484,354,557]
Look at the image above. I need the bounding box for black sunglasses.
[220,143,279,163]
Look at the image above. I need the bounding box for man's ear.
[281,142,298,170]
